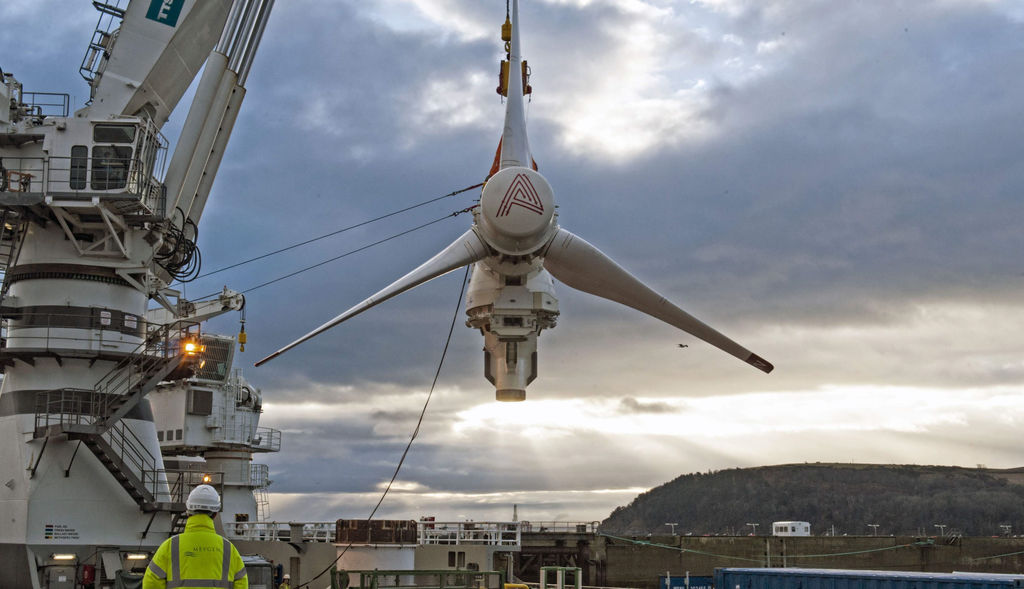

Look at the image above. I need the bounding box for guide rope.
[969,548,1024,562]
[599,533,931,563]
[296,266,470,588]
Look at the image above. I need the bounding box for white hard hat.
[283,574,290,579]
[185,484,221,513]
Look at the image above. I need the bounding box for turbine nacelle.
[466,261,559,402]
[476,166,557,257]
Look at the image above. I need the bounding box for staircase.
[33,321,203,514]
[75,419,165,509]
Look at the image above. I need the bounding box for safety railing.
[0,119,168,217]
[0,154,166,215]
[32,388,162,503]
[418,521,521,547]
[250,463,270,488]
[521,521,601,534]
[230,521,336,543]
[341,569,505,589]
[250,426,281,451]
[94,318,197,398]
[2,307,148,361]
[22,92,70,118]
[206,414,281,451]
[208,419,281,451]
[0,156,42,194]
[143,468,224,506]
[204,371,281,451]
[209,460,270,489]
[31,319,199,432]
[104,416,160,482]
[32,388,98,430]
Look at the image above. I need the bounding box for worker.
[279,573,291,589]
[143,484,248,588]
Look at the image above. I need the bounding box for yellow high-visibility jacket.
[143,514,248,589]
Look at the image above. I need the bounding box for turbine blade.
[543,229,773,373]
[255,229,489,367]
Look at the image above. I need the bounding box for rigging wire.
[971,548,1024,562]
[599,533,931,562]
[191,206,475,302]
[185,183,482,284]
[297,265,471,589]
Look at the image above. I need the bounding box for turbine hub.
[478,167,556,255]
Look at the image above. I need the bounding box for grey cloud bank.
[2,0,1022,522]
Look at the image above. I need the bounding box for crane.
[0,1,274,584]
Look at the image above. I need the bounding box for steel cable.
[184,183,482,284]
[296,265,470,589]
[190,207,471,302]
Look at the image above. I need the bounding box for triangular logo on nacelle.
[497,174,544,216]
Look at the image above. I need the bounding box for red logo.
[497,174,544,217]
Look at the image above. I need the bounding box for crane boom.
[85,0,234,126]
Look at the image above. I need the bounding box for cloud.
[266,487,647,522]
[618,397,678,414]
[6,0,1024,524]
[378,480,430,492]
[361,0,495,41]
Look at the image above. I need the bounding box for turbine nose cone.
[479,167,556,255]
[496,389,526,402]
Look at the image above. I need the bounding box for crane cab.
[54,118,167,211]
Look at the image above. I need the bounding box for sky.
[2,0,1024,529]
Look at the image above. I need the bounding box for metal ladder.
[0,209,28,303]
[79,1,129,85]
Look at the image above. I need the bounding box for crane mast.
[0,1,273,586]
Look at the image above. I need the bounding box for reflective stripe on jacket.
[143,514,248,589]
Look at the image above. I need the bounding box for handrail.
[230,521,336,543]
[3,308,150,370]
[141,469,224,505]
[251,426,282,451]
[32,320,199,472]
[104,417,158,482]
[0,119,168,217]
[21,92,70,118]
[521,521,602,534]
[346,569,505,589]
[418,521,522,547]
[26,318,195,429]
[33,388,95,431]
[250,463,270,488]
[90,318,198,423]
[205,420,281,451]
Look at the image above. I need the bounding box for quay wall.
[520,533,1024,589]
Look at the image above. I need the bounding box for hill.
[600,463,1024,537]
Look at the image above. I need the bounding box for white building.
[772,521,811,536]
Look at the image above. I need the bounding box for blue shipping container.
[659,575,714,589]
[714,568,1024,589]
